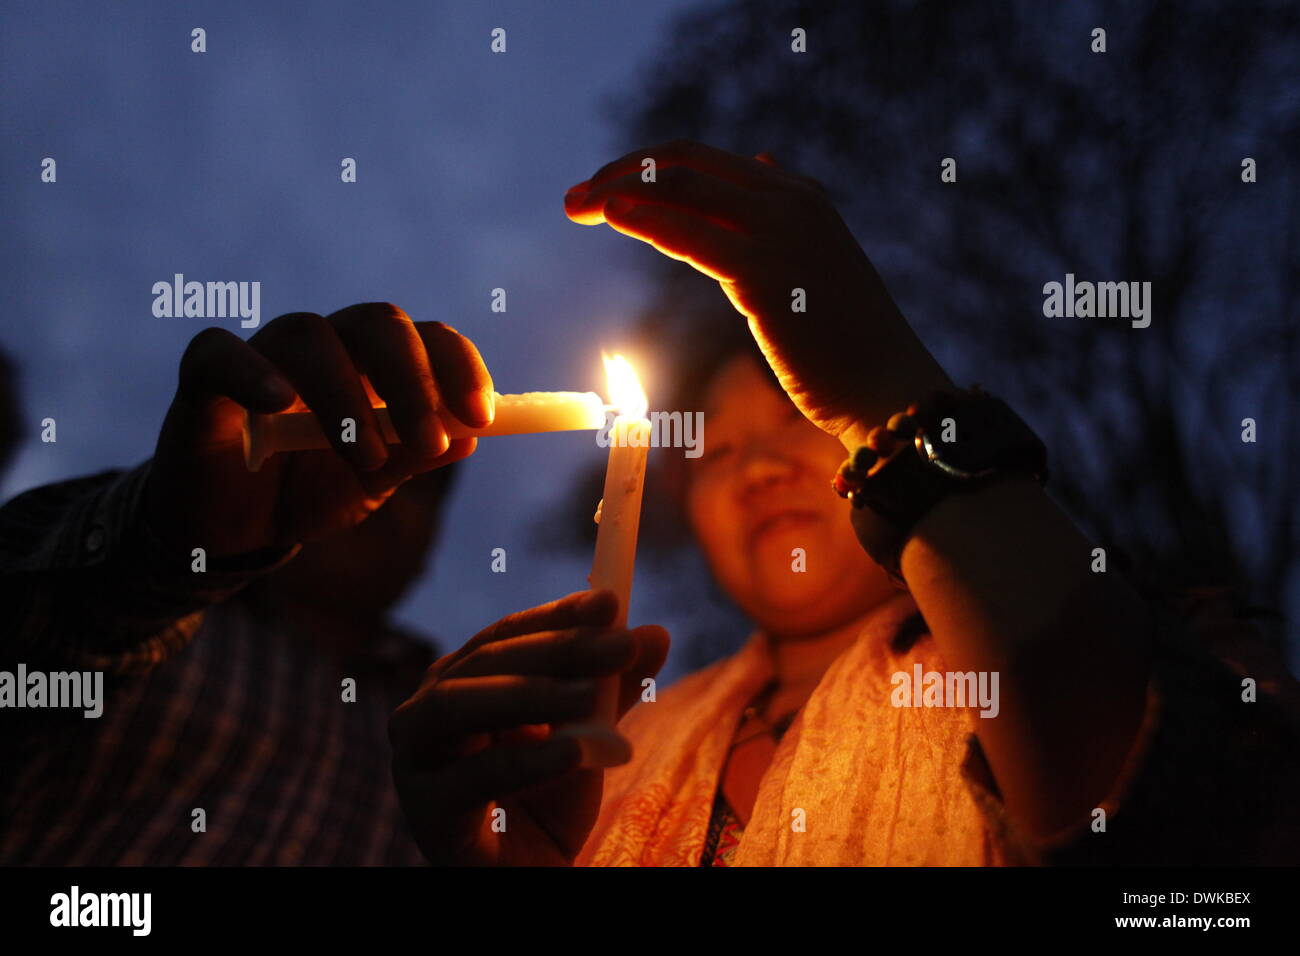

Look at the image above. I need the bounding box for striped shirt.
[0,462,431,865]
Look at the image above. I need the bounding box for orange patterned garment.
[577,594,1011,866]
[576,589,1300,866]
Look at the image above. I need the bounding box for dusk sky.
[1,0,715,676]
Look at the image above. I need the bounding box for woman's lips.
[748,509,822,544]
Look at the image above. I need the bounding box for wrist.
[834,364,955,453]
[834,387,1048,581]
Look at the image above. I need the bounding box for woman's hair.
[664,318,779,421]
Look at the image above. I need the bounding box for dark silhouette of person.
[0,305,482,864]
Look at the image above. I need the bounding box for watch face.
[918,396,1025,480]
[919,431,995,480]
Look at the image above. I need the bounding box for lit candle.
[242,391,608,471]
[581,354,651,762]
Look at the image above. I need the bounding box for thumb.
[617,625,670,716]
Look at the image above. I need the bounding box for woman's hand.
[565,140,952,446]
[388,590,670,866]
[146,303,492,557]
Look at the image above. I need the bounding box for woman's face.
[686,354,895,637]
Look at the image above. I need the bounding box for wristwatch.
[832,387,1047,582]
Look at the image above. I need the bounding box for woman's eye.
[701,442,733,463]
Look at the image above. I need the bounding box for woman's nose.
[739,446,798,492]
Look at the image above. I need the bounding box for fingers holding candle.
[413,320,496,430]
[552,620,668,769]
[249,311,391,473]
[437,590,626,692]
[328,304,451,471]
[173,326,299,417]
[394,597,665,785]
[447,618,666,716]
[450,625,639,681]
[237,307,509,480]
[457,588,621,662]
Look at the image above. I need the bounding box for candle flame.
[602,352,648,420]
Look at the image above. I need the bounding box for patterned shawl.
[577,593,1006,866]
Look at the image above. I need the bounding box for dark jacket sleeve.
[0,460,298,674]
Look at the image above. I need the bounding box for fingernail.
[430,417,450,457]
[464,388,495,428]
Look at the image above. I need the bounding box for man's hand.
[388,590,669,866]
[565,140,952,446]
[145,303,493,557]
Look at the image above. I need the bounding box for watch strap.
[834,388,1047,581]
